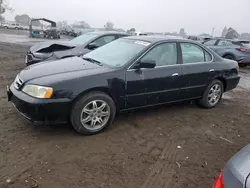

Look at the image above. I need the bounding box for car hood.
[19,56,105,82]
[53,45,91,58]
[30,41,77,53]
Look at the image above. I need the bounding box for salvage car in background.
[8,36,240,135]
[25,31,129,65]
[213,144,250,188]
[187,35,211,43]
[203,38,250,67]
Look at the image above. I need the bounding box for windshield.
[70,33,99,45]
[83,38,150,67]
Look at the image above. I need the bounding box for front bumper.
[7,84,71,125]
[225,75,240,92]
[25,54,43,65]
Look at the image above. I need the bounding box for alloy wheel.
[80,100,110,130]
[208,84,222,106]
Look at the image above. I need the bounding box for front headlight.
[22,85,53,99]
[33,52,53,59]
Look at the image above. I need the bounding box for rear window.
[240,41,250,48]
[203,39,217,46]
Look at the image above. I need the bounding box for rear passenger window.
[181,43,205,64]
[205,51,212,61]
[217,40,232,46]
[181,43,212,64]
[203,39,217,46]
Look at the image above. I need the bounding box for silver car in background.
[203,38,250,67]
[213,144,250,188]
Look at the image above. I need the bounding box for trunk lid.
[223,144,250,188]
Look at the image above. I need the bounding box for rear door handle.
[172,73,179,77]
[209,69,215,72]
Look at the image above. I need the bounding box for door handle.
[209,69,215,72]
[172,73,179,77]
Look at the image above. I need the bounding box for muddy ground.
[0,42,250,188]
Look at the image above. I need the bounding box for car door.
[125,42,182,109]
[179,42,216,99]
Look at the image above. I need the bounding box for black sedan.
[8,36,240,135]
[25,31,129,65]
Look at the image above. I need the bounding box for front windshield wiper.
[82,57,103,66]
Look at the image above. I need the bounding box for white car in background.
[2,22,23,30]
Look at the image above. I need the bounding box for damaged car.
[25,31,129,65]
[8,36,240,135]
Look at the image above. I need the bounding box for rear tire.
[70,92,116,135]
[223,54,235,60]
[198,79,224,108]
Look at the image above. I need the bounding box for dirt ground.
[0,28,71,46]
[0,42,250,188]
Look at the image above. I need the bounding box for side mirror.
[134,59,156,69]
[88,43,99,50]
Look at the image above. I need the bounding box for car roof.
[124,35,191,43]
[87,31,129,36]
[212,37,233,40]
[210,37,250,42]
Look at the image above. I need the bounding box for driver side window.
[140,43,177,67]
[93,35,116,47]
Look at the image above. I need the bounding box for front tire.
[198,79,224,108]
[70,92,116,135]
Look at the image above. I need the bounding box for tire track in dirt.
[140,141,178,188]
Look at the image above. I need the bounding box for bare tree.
[72,21,90,29]
[14,14,41,27]
[221,27,227,37]
[57,20,68,29]
[130,28,135,32]
[225,27,239,39]
[104,21,114,30]
[15,14,30,26]
[0,0,13,25]
[240,33,250,40]
[0,15,4,23]
[127,28,136,34]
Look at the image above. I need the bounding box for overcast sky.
[4,0,250,36]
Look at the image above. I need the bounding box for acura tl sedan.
[25,31,129,65]
[213,144,250,188]
[7,36,240,135]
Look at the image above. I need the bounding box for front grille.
[14,75,24,90]
[27,54,33,62]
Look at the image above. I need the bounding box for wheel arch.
[222,53,236,60]
[215,77,227,91]
[71,87,113,106]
